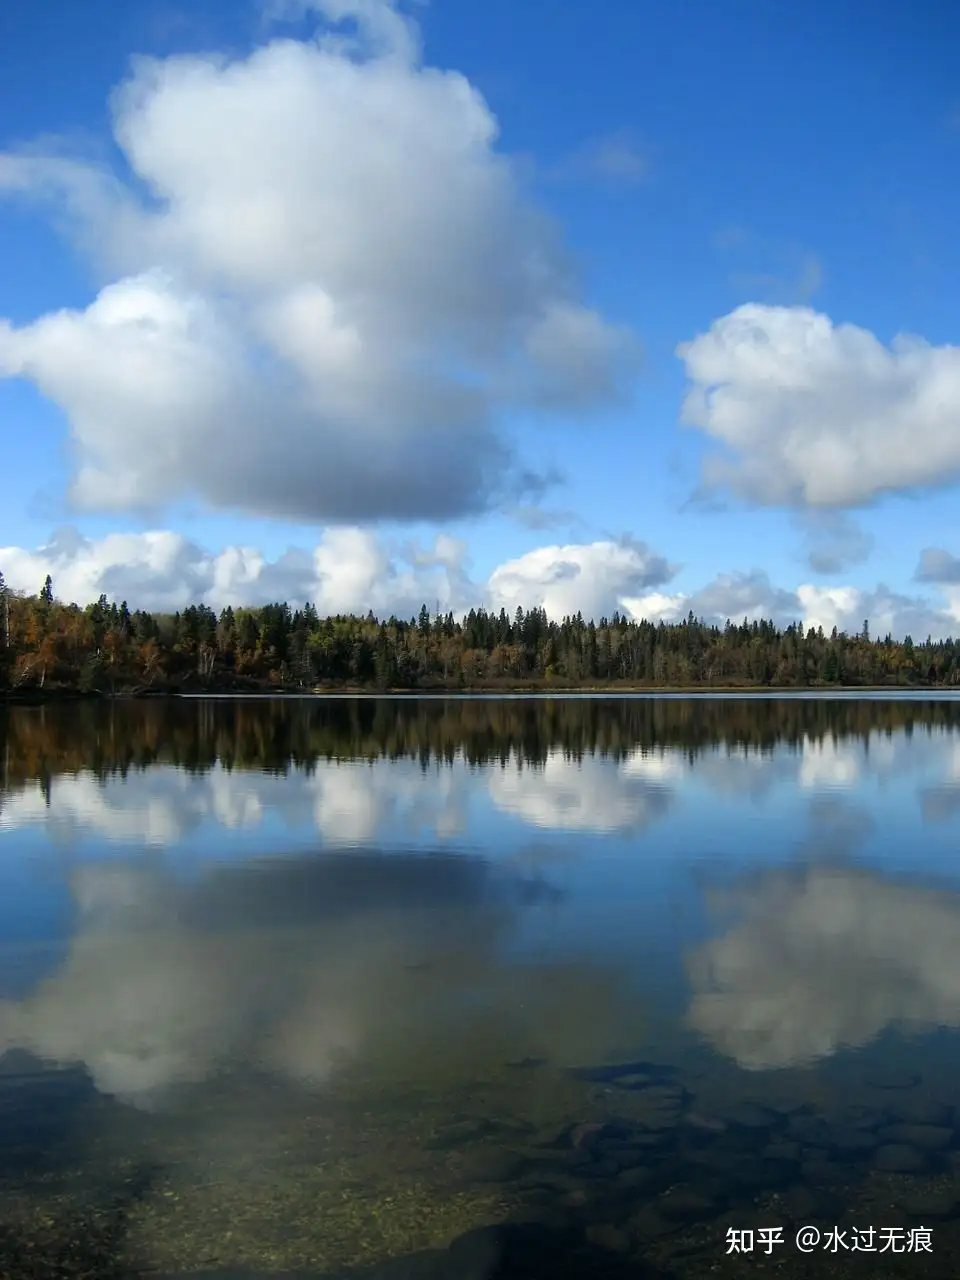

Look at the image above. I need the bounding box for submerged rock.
[443,1220,662,1278]
[584,1223,631,1254]
[566,1060,677,1083]
[626,1205,682,1240]
[614,1165,656,1191]
[786,1114,874,1157]
[874,1143,927,1173]
[825,1128,876,1156]
[762,1141,801,1162]
[422,1119,497,1149]
[609,1072,656,1090]
[775,1181,849,1226]
[579,1157,624,1180]
[682,1111,727,1133]
[900,1189,959,1219]
[548,1119,636,1151]
[866,1071,922,1090]
[886,1098,951,1126]
[717,1102,780,1130]
[800,1157,849,1187]
[629,1087,684,1131]
[656,1185,720,1223]
[877,1123,953,1150]
[727,1154,798,1193]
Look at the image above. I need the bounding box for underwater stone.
[656,1186,720,1223]
[877,1123,953,1150]
[899,1190,959,1219]
[874,1144,927,1173]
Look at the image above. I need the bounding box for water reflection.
[487,752,674,833]
[687,865,960,1071]
[1,851,640,1111]
[3,698,960,851]
[0,758,474,848]
[3,693,960,782]
[3,697,960,1276]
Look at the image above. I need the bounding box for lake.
[2,695,960,1278]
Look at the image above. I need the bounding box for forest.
[2,570,960,695]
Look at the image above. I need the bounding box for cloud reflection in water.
[1,723,958,848]
[0,850,637,1112]
[686,864,960,1070]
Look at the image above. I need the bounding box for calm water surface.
[2,695,960,1277]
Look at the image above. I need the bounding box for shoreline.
[4,682,960,704]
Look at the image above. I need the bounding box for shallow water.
[3,695,960,1277]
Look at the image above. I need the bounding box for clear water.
[2,695,960,1277]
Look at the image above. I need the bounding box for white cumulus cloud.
[634,571,960,642]
[797,583,957,641]
[0,0,638,525]
[677,303,960,509]
[4,525,960,641]
[487,537,676,621]
[0,525,473,617]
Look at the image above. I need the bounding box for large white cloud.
[635,570,960,641]
[627,571,801,630]
[686,865,960,1070]
[5,525,960,640]
[0,525,473,617]
[486,537,676,622]
[0,0,638,524]
[796,583,958,641]
[2,527,685,622]
[677,303,960,509]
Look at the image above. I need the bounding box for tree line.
[2,571,960,694]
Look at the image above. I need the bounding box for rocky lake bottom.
[3,1049,960,1278]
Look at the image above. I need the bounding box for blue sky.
[2,0,960,636]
